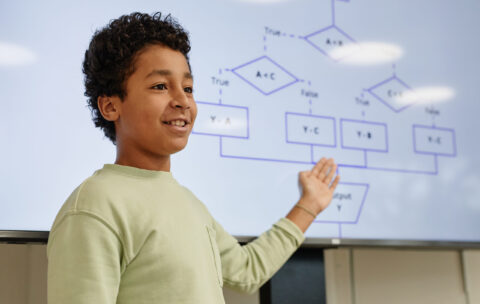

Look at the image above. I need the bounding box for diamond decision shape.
[304,25,358,61]
[367,75,418,112]
[231,55,299,95]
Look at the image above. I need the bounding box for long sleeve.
[47,211,124,304]
[214,217,305,294]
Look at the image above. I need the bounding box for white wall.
[1,244,479,304]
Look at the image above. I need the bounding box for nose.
[171,87,190,109]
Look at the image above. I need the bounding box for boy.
[47,12,339,303]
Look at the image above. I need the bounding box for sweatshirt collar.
[102,164,176,181]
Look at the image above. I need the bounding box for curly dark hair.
[83,12,191,143]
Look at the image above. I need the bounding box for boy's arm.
[47,212,123,304]
[213,217,304,294]
[214,158,338,294]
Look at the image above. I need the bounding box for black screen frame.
[3,230,480,249]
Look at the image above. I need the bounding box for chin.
[167,139,189,154]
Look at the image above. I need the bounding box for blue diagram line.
[219,136,313,165]
[331,0,336,25]
[338,150,439,175]
[204,132,441,175]
[196,104,444,176]
[310,145,314,163]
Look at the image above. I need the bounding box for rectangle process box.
[193,101,249,138]
[413,124,456,156]
[285,112,336,147]
[340,118,388,152]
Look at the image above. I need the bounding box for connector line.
[219,136,313,165]
[202,122,441,175]
[308,80,313,114]
[338,150,439,175]
[310,145,315,164]
[217,69,223,104]
[214,132,439,175]
[215,109,335,165]
[364,148,368,166]
[331,0,336,25]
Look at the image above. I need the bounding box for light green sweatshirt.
[47,164,305,304]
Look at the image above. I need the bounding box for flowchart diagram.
[191,0,457,239]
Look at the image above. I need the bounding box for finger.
[317,158,333,180]
[330,175,340,191]
[311,157,327,176]
[324,163,337,184]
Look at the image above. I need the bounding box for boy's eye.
[184,87,193,94]
[152,83,167,90]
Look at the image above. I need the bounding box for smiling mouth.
[163,120,188,127]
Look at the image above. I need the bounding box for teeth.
[167,120,186,127]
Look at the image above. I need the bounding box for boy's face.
[114,44,197,159]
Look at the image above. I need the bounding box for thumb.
[298,171,308,192]
[298,170,310,181]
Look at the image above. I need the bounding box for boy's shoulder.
[50,164,210,233]
[49,168,116,231]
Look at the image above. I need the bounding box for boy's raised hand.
[299,157,340,214]
[286,157,340,233]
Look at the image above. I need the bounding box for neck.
[114,142,171,172]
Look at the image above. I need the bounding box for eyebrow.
[145,69,193,80]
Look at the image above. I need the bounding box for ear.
[97,95,122,122]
